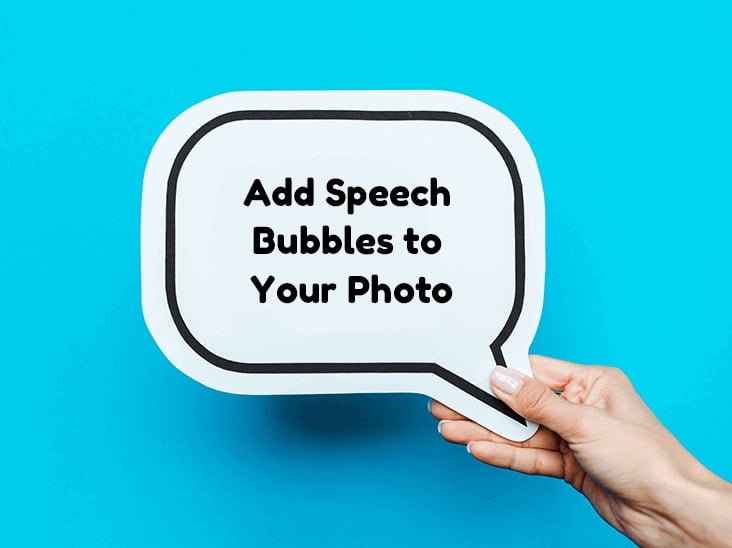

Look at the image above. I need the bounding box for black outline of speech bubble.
[165,110,527,426]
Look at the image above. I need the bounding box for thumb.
[490,366,587,440]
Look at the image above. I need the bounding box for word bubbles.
[141,91,544,441]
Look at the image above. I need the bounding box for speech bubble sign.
[141,91,544,441]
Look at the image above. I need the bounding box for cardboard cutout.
[142,91,544,441]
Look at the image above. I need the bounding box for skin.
[429,355,732,546]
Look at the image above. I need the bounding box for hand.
[429,356,732,546]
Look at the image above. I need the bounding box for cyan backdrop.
[2,1,730,546]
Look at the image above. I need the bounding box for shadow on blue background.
[1,0,730,545]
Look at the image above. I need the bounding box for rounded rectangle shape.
[141,90,545,441]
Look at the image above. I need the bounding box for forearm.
[641,471,732,547]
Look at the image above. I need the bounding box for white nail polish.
[466,442,472,454]
[437,421,443,434]
[490,366,524,395]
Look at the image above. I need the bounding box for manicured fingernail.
[466,442,473,454]
[427,400,433,414]
[490,366,524,395]
[437,420,444,434]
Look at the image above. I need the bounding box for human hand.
[429,356,732,546]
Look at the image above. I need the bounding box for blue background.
[2,1,731,545]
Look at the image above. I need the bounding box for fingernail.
[466,442,473,454]
[490,366,524,395]
[437,420,444,434]
[427,400,432,414]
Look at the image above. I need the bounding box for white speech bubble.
[141,90,544,441]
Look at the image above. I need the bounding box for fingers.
[430,355,597,443]
[490,366,594,440]
[438,420,560,450]
[466,441,565,478]
[429,356,583,418]
[529,354,583,390]
[428,400,466,420]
